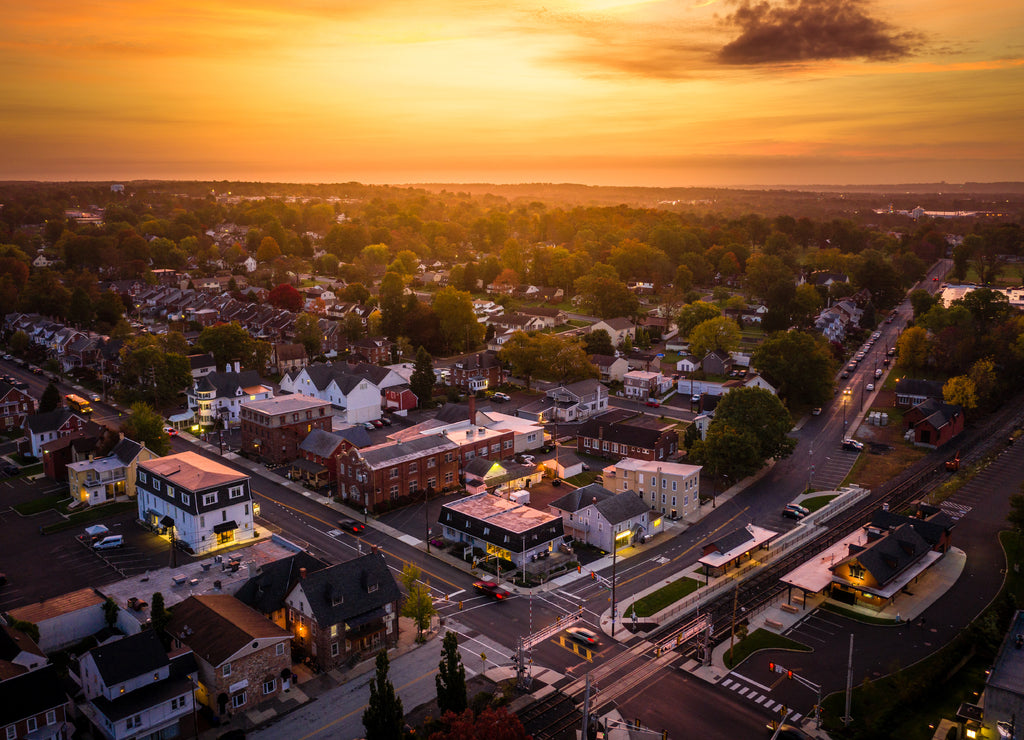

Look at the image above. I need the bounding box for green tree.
[378,271,406,340]
[753,331,835,408]
[10,619,39,644]
[39,382,61,413]
[573,265,639,319]
[694,388,795,480]
[688,317,741,358]
[410,346,435,406]
[256,236,282,263]
[583,329,615,356]
[433,286,484,353]
[943,375,977,410]
[897,326,930,374]
[400,563,436,641]
[436,630,468,716]
[150,592,172,647]
[196,322,267,371]
[362,650,404,740]
[95,290,126,328]
[908,288,936,319]
[743,253,794,304]
[676,301,721,338]
[119,335,192,405]
[8,330,29,356]
[69,287,94,328]
[121,402,171,456]
[293,313,322,358]
[102,598,119,629]
[498,332,546,390]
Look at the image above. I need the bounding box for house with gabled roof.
[0,379,36,432]
[549,483,662,551]
[78,630,198,740]
[0,623,47,678]
[589,318,635,347]
[279,362,382,424]
[903,398,964,448]
[283,553,401,670]
[186,365,273,428]
[167,595,291,715]
[516,379,608,423]
[698,523,779,577]
[67,436,158,507]
[0,665,72,740]
[23,408,91,459]
[589,354,630,383]
[575,410,678,463]
[234,551,329,629]
[463,457,543,497]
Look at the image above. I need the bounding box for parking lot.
[0,476,181,612]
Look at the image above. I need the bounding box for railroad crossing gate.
[556,635,594,662]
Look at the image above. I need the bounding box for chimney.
[299,567,307,580]
[468,395,476,423]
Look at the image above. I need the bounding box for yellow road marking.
[252,490,461,591]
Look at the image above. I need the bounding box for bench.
[764,619,784,631]
[780,603,800,614]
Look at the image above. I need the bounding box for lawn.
[819,601,899,626]
[41,501,137,534]
[724,628,813,670]
[14,493,72,515]
[799,494,837,512]
[624,576,702,618]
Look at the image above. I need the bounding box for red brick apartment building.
[239,394,333,464]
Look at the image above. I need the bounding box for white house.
[589,318,636,347]
[136,451,256,555]
[548,483,662,551]
[279,362,382,424]
[243,256,258,273]
[78,630,196,740]
[516,379,608,423]
[187,365,274,428]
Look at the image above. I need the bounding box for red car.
[339,519,366,534]
[473,580,511,600]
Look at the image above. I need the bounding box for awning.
[213,520,238,534]
[290,458,328,475]
[160,515,176,528]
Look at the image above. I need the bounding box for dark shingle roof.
[235,552,329,616]
[594,491,654,525]
[550,483,614,513]
[292,553,400,628]
[843,523,931,587]
[111,437,144,465]
[25,408,79,435]
[91,652,197,722]
[0,665,68,726]
[708,526,754,554]
[896,379,945,399]
[166,595,290,667]
[360,435,457,469]
[194,369,265,397]
[87,630,168,686]
[334,425,372,448]
[299,429,347,458]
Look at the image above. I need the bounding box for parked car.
[163,426,178,436]
[93,535,124,550]
[840,371,849,379]
[362,422,376,431]
[566,626,599,645]
[338,519,366,534]
[786,503,810,516]
[842,439,865,451]
[371,419,384,428]
[645,400,660,407]
[866,383,875,391]
[491,392,511,402]
[782,508,806,520]
[810,407,822,416]
[473,580,511,600]
[874,369,883,379]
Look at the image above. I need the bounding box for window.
[661,478,667,488]
[444,472,453,484]
[671,481,677,491]
[389,485,399,500]
[181,492,190,505]
[637,474,644,485]
[138,471,147,484]
[331,642,339,657]
[445,452,454,463]
[263,679,276,695]
[7,727,17,739]
[171,696,184,710]
[490,443,500,454]
[125,716,141,730]
[849,563,866,579]
[46,710,56,726]
[671,496,677,506]
[330,624,339,639]
[426,457,436,468]
[202,492,217,506]
[229,485,244,499]
[200,515,205,527]
[153,479,162,491]
[408,462,417,474]
[390,467,399,479]
[503,440,513,449]
[276,642,285,656]
[409,481,418,495]
[167,485,175,499]
[222,663,231,677]
[232,693,246,709]
[661,494,666,504]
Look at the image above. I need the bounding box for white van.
[93,535,124,550]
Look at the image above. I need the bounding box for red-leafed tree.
[268,283,303,311]
[429,707,531,740]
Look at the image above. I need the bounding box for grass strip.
[624,577,701,617]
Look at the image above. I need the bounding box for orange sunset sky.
[2,0,1022,187]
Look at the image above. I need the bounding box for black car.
[782,508,805,520]
[338,519,366,534]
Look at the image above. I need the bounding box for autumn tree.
[943,375,977,410]
[256,236,282,263]
[400,563,437,642]
[676,301,721,338]
[435,631,467,716]
[428,707,531,740]
[896,326,930,375]
[293,312,322,358]
[362,650,404,740]
[268,283,303,312]
[688,316,741,358]
[433,286,483,353]
[573,264,639,319]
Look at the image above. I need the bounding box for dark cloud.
[718,0,922,64]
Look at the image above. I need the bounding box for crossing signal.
[768,661,776,673]
[787,669,794,680]
[577,564,581,573]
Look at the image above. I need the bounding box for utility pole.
[730,581,738,662]
[844,633,854,726]
[611,538,618,636]
[580,674,592,740]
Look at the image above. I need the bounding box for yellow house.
[66,437,157,507]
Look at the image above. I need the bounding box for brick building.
[575,410,678,462]
[167,595,292,716]
[239,394,334,465]
[451,352,503,392]
[0,380,35,432]
[0,666,71,740]
[337,435,461,513]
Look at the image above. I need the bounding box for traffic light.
[768,661,775,673]
[590,571,596,580]
[787,669,794,680]
[577,564,581,573]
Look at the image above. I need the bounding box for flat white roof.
[614,458,702,477]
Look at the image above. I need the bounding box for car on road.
[786,503,810,516]
[782,507,806,520]
[887,347,896,357]
[338,519,366,534]
[566,626,599,645]
[491,392,511,402]
[473,580,511,600]
[810,407,822,415]
[90,393,101,402]
[866,383,875,391]
[163,426,178,436]
[645,400,660,407]
[842,438,865,451]
[840,370,849,379]
[1,354,10,361]
[843,387,852,396]
[874,369,883,379]
[933,276,939,281]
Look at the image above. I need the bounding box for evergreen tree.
[362,650,404,740]
[410,346,435,406]
[150,592,172,648]
[39,382,60,413]
[435,631,467,715]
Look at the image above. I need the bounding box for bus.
[65,394,93,414]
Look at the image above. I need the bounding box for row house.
[349,336,393,364]
[272,342,308,375]
[137,451,256,554]
[292,428,351,488]
[283,553,401,670]
[187,365,274,428]
[325,302,378,329]
[1,665,72,740]
[0,380,36,431]
[575,410,679,462]
[61,334,100,373]
[67,437,157,507]
[279,362,382,424]
[337,434,461,513]
[451,352,503,392]
[516,379,608,423]
[78,630,197,740]
[239,394,334,465]
[167,595,292,716]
